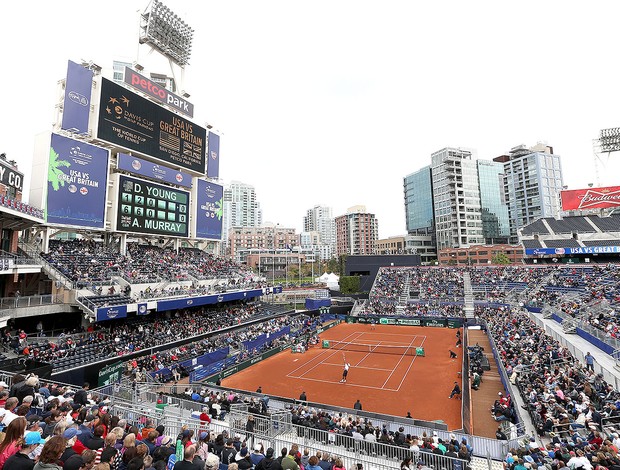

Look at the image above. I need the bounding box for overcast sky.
[3,1,620,239]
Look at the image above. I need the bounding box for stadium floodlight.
[139,0,194,67]
[599,127,620,153]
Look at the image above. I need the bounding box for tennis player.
[340,361,351,383]
[370,319,376,330]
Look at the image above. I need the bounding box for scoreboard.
[116,175,189,237]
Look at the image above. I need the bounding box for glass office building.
[477,160,510,243]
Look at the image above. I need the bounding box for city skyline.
[2,1,620,240]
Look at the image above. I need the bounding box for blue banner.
[117,153,192,189]
[242,326,290,352]
[305,298,332,310]
[137,303,149,315]
[206,132,220,178]
[96,305,128,322]
[525,246,620,256]
[194,180,223,240]
[156,289,264,312]
[61,61,93,134]
[46,134,109,228]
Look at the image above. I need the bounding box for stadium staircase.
[463,272,475,319]
[396,272,410,315]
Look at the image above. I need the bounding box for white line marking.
[293,374,399,392]
[381,335,418,389]
[287,331,365,379]
[394,336,426,391]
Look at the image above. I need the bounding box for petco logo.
[124,67,194,118]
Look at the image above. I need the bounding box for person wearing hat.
[60,427,82,464]
[251,443,265,467]
[3,431,42,470]
[236,446,253,470]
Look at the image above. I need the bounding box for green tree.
[339,275,360,294]
[492,252,511,265]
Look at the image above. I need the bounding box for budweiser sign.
[561,185,620,211]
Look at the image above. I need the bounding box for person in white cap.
[251,443,265,467]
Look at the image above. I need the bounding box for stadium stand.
[519,219,550,235]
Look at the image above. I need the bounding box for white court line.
[322,361,394,372]
[293,374,399,392]
[394,336,426,392]
[352,341,384,369]
[287,331,361,376]
[287,331,366,379]
[380,334,418,389]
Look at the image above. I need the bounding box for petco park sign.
[561,185,620,211]
[124,67,194,118]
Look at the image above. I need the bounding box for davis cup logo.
[68,91,88,106]
[138,305,147,314]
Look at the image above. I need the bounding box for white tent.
[315,272,340,291]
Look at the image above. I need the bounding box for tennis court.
[221,322,463,430]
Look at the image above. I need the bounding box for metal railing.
[0,294,64,310]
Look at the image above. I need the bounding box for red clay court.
[222,322,464,430]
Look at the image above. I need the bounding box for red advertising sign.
[561,185,620,210]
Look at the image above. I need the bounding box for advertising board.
[193,179,223,240]
[206,131,220,178]
[117,153,192,189]
[61,60,93,134]
[46,134,109,229]
[561,186,620,211]
[123,67,194,118]
[97,78,206,173]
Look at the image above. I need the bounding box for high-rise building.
[403,166,437,263]
[404,166,434,234]
[302,205,336,261]
[335,205,379,256]
[222,181,263,251]
[432,148,484,250]
[493,143,564,237]
[303,206,336,247]
[477,160,510,244]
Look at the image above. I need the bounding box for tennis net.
[322,340,418,356]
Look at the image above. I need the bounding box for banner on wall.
[61,61,93,134]
[193,180,223,240]
[206,132,220,178]
[96,305,127,322]
[117,153,192,189]
[46,134,109,228]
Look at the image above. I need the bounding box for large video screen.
[97,78,206,174]
[116,175,189,237]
